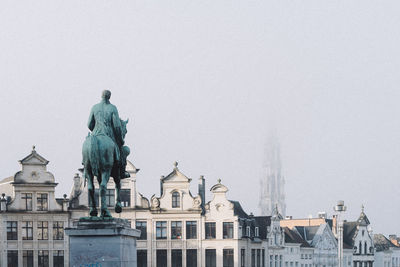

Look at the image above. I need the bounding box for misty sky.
[1,1,400,235]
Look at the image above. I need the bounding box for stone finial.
[173,161,178,169]
[32,145,36,152]
[361,204,365,213]
[217,178,221,184]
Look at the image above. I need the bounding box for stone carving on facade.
[150,195,160,209]
[193,195,202,208]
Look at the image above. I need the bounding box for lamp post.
[334,200,347,267]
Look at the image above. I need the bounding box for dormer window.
[255,227,259,237]
[246,226,251,237]
[172,192,180,208]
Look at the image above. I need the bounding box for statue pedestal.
[65,217,141,267]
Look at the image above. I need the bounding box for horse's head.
[120,118,128,139]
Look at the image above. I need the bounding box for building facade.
[0,148,69,267]
[0,148,398,267]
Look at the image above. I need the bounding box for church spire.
[259,131,286,216]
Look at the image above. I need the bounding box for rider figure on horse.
[87,90,130,179]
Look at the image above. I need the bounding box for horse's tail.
[89,135,100,177]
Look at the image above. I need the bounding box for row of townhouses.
[0,148,399,267]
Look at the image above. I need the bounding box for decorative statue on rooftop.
[82,90,130,218]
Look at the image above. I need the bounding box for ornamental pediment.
[19,148,49,166]
[161,162,191,183]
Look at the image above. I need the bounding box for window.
[186,221,197,239]
[22,221,33,240]
[53,250,64,267]
[7,221,17,240]
[223,222,234,239]
[252,250,256,267]
[53,221,64,240]
[38,221,48,240]
[187,249,197,267]
[88,189,99,207]
[172,250,182,267]
[241,249,246,267]
[255,227,259,237]
[171,221,182,239]
[257,249,261,267]
[23,250,34,267]
[364,242,367,254]
[37,193,48,211]
[156,221,167,239]
[136,221,147,240]
[205,222,216,239]
[22,193,32,211]
[106,189,115,207]
[223,249,234,267]
[7,250,18,267]
[172,191,180,208]
[120,189,131,207]
[263,250,266,267]
[156,250,167,267]
[246,226,251,237]
[137,250,147,267]
[206,249,216,267]
[38,250,49,267]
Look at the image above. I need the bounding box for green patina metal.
[82,90,130,218]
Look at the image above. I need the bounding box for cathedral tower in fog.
[259,133,286,217]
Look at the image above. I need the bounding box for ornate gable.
[151,162,201,212]
[14,147,55,184]
[161,162,191,183]
[19,146,49,166]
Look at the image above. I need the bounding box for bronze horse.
[82,119,129,218]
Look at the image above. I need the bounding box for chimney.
[160,176,164,196]
[62,194,68,211]
[0,193,7,212]
[332,215,338,236]
[198,176,205,211]
[73,173,81,194]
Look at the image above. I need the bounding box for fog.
[1,1,399,235]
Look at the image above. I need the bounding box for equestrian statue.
[82,90,130,218]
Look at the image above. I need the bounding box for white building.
[70,161,270,267]
[0,148,69,267]
[342,207,375,267]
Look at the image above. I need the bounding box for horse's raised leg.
[86,168,98,217]
[99,170,112,218]
[115,177,122,213]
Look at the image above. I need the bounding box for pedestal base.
[65,218,141,267]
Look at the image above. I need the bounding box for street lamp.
[334,200,347,267]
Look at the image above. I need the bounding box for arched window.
[364,241,367,254]
[246,226,251,237]
[359,241,362,254]
[255,227,259,237]
[172,192,180,208]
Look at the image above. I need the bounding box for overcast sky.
[1,1,400,235]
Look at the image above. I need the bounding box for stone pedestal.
[65,218,141,267]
